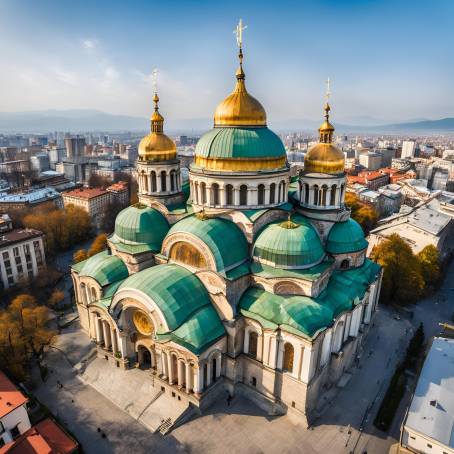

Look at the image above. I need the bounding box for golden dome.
[138,92,176,161]
[213,50,267,127]
[304,103,345,174]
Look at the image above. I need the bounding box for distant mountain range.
[0,109,453,134]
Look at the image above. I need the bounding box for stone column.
[300,347,315,383]
[147,175,152,194]
[185,363,192,393]
[206,185,212,206]
[95,316,103,343]
[157,173,162,193]
[206,361,212,387]
[177,361,184,388]
[167,354,174,385]
[111,329,118,354]
[194,367,203,394]
[220,186,227,206]
[234,187,240,206]
[161,351,168,379]
[250,187,258,206]
[269,335,278,369]
[293,345,303,379]
[264,187,270,204]
[166,173,171,193]
[102,322,111,349]
[216,354,221,378]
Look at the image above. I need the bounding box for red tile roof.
[63,187,108,199]
[0,371,28,419]
[0,418,78,454]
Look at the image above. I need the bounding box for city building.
[46,145,66,170]
[399,337,454,454]
[368,201,453,259]
[106,181,129,207]
[64,136,86,159]
[348,170,389,190]
[30,153,50,173]
[401,140,417,159]
[0,187,63,213]
[0,371,78,453]
[71,41,382,430]
[377,184,403,216]
[0,221,46,289]
[359,151,382,170]
[62,187,111,228]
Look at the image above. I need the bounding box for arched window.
[160,171,167,192]
[330,184,337,206]
[257,184,265,205]
[212,357,217,382]
[340,259,350,269]
[91,287,97,302]
[151,171,157,192]
[200,182,207,204]
[169,241,207,268]
[211,183,220,206]
[321,185,328,206]
[170,170,176,192]
[298,181,303,201]
[313,185,319,206]
[278,180,285,203]
[193,181,199,204]
[283,342,294,373]
[240,185,248,205]
[305,183,309,204]
[142,172,148,193]
[226,184,234,205]
[340,183,345,204]
[269,183,276,204]
[248,331,258,359]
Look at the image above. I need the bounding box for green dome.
[326,219,368,254]
[193,127,287,171]
[113,205,169,250]
[166,215,248,274]
[253,215,324,269]
[79,251,128,286]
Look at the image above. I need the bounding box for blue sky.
[0,0,453,125]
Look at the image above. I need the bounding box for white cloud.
[83,39,95,49]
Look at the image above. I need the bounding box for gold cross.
[325,77,331,102]
[234,19,247,49]
[152,68,158,94]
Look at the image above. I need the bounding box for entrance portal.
[138,346,152,370]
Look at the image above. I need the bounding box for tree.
[0,294,55,381]
[345,192,378,234]
[370,234,425,305]
[48,290,65,307]
[88,173,112,188]
[417,245,441,288]
[73,249,88,263]
[88,233,108,257]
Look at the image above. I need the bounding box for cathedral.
[71,30,382,428]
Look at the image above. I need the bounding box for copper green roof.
[113,204,169,250]
[240,287,333,339]
[78,251,129,286]
[253,214,324,269]
[157,305,225,355]
[118,264,225,353]
[326,219,368,254]
[166,215,248,274]
[241,258,380,338]
[194,127,286,161]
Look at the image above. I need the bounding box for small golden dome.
[213,50,267,127]
[138,92,176,162]
[304,102,345,174]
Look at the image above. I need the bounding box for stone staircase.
[79,357,193,433]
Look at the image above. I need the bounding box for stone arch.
[200,182,207,204]
[211,183,220,206]
[151,171,157,192]
[193,181,199,204]
[226,184,234,205]
[321,185,328,206]
[304,183,310,204]
[160,170,167,192]
[274,281,303,296]
[330,184,337,205]
[248,331,258,359]
[269,183,276,204]
[170,169,176,192]
[313,185,319,206]
[340,258,350,269]
[258,184,265,205]
[169,241,208,268]
[240,185,248,205]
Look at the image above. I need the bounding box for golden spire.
[319,78,335,143]
[138,69,176,161]
[213,19,266,127]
